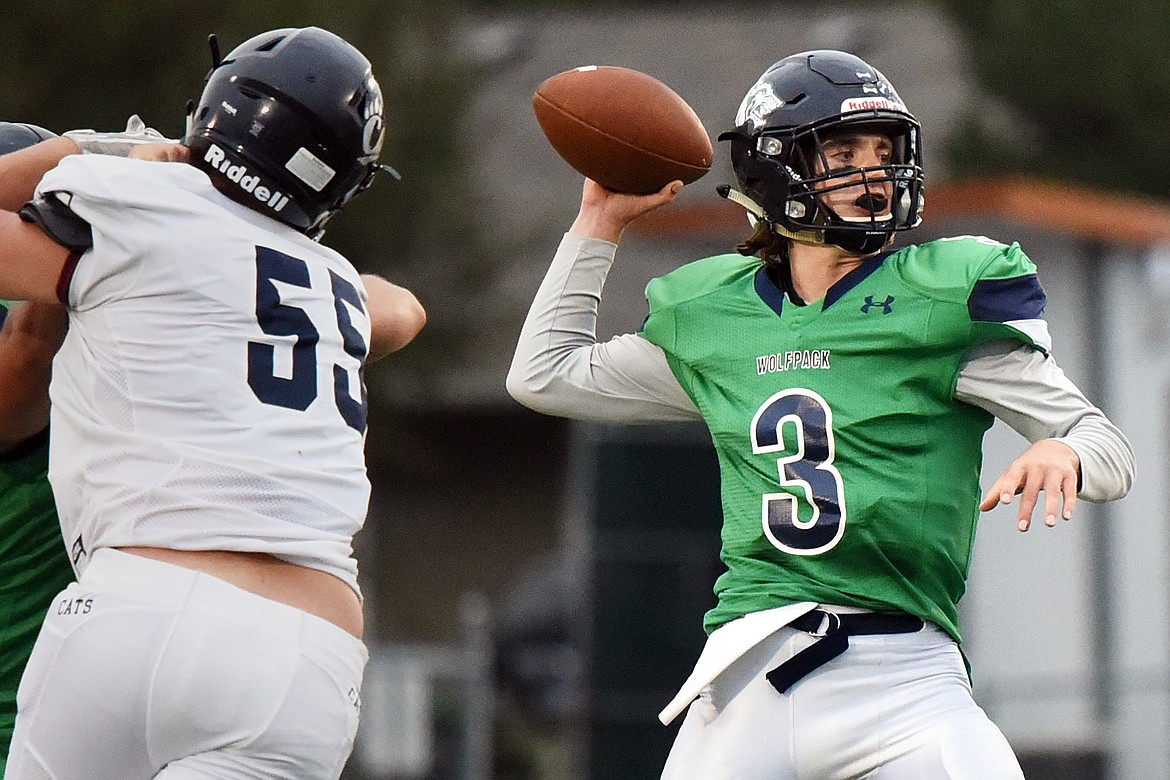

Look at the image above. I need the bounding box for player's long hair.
[737,221,789,270]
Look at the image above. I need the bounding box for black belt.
[766,609,925,694]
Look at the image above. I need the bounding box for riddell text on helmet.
[203,144,289,213]
[840,97,900,112]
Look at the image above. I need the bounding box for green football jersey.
[640,236,1048,642]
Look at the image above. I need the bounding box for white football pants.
[5,549,367,779]
[661,621,1024,779]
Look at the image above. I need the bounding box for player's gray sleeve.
[507,233,701,423]
[955,342,1134,502]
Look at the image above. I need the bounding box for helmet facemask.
[740,115,923,255]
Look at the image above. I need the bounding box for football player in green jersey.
[508,50,1135,779]
[0,123,72,775]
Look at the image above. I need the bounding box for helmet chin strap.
[770,221,828,247]
[718,185,826,245]
[718,185,892,255]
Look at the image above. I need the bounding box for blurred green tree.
[935,0,1170,198]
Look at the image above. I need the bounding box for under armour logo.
[861,295,895,315]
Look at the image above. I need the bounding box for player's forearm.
[506,233,699,423]
[0,137,81,212]
[569,204,627,244]
[0,302,67,450]
[362,274,426,362]
[5,300,68,348]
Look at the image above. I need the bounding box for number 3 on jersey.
[248,246,368,433]
[751,388,847,556]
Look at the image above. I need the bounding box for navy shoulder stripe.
[968,274,1046,323]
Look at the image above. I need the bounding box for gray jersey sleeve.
[506,233,700,423]
[955,342,1135,502]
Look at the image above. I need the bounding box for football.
[533,65,713,195]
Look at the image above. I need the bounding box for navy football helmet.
[184,27,391,239]
[719,50,924,255]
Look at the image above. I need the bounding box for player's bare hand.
[128,143,190,163]
[569,178,682,244]
[979,439,1081,532]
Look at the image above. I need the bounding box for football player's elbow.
[398,296,428,342]
[505,362,534,406]
[505,360,554,413]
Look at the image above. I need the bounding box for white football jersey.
[41,154,373,593]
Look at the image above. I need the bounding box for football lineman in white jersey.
[1,27,425,779]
